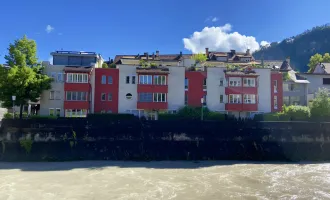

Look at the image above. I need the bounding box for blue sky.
[1,0,330,63]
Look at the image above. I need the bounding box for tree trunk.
[19,104,23,119]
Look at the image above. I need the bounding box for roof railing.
[54,51,97,55]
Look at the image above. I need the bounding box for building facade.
[39,49,283,119]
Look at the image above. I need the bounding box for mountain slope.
[253,24,330,72]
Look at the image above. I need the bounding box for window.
[101,75,106,84]
[126,76,130,84]
[132,76,136,84]
[55,91,61,100]
[229,94,241,103]
[108,93,112,101]
[56,108,61,117]
[274,96,278,109]
[49,91,55,100]
[243,78,255,87]
[185,78,189,90]
[50,72,56,79]
[126,93,132,100]
[290,96,300,105]
[139,93,153,102]
[274,80,278,93]
[49,108,54,116]
[100,110,106,114]
[153,93,166,102]
[108,76,113,84]
[101,93,106,101]
[220,95,224,103]
[154,75,166,85]
[229,80,241,87]
[139,75,152,84]
[323,78,330,85]
[66,73,88,83]
[290,84,299,91]
[107,110,112,113]
[220,79,224,86]
[243,94,256,104]
[57,73,64,82]
[283,83,289,91]
[66,92,88,101]
[185,94,188,105]
[203,78,207,89]
[65,109,88,118]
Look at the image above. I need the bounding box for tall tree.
[308,53,323,72]
[322,53,330,63]
[0,36,52,118]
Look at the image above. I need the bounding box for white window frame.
[243,78,256,87]
[153,93,166,102]
[229,80,241,87]
[57,73,64,82]
[220,94,224,103]
[153,75,166,85]
[132,76,136,84]
[66,91,87,101]
[65,109,88,118]
[243,94,256,104]
[101,75,106,84]
[229,94,241,104]
[55,91,61,100]
[56,108,61,117]
[274,80,278,93]
[274,96,278,109]
[220,78,224,86]
[126,76,130,84]
[108,76,113,84]
[108,93,112,101]
[49,108,54,116]
[49,91,55,100]
[66,73,88,83]
[139,75,152,84]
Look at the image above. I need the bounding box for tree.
[191,53,207,65]
[109,63,116,68]
[323,53,330,63]
[308,53,323,72]
[102,63,108,68]
[0,36,52,118]
[309,88,330,119]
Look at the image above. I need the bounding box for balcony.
[137,102,167,110]
[225,87,257,95]
[225,103,258,111]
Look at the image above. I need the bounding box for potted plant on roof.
[139,60,149,68]
[191,53,207,70]
[150,62,157,69]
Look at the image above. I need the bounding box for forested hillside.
[253,24,330,72]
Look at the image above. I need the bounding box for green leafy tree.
[0,36,52,118]
[309,88,330,119]
[323,53,330,63]
[102,63,108,68]
[139,60,148,67]
[191,53,207,65]
[308,53,323,72]
[109,63,116,68]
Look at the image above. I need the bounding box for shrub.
[309,88,330,119]
[205,112,226,120]
[284,105,310,120]
[3,112,13,119]
[30,115,57,119]
[102,63,108,68]
[254,112,290,121]
[109,63,116,68]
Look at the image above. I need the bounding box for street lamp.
[201,97,204,121]
[12,96,16,119]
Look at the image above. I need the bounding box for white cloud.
[45,25,54,33]
[211,17,218,22]
[183,24,260,53]
[205,16,219,23]
[260,40,270,47]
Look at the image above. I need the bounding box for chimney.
[152,53,155,59]
[230,50,236,55]
[180,51,182,56]
[156,50,159,57]
[205,48,209,55]
[246,49,250,55]
[110,59,113,64]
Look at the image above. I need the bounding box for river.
[0,161,329,200]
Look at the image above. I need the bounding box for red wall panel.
[185,71,206,107]
[271,72,283,112]
[94,68,119,113]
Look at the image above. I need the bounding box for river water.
[0,161,329,200]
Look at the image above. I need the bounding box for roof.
[280,60,292,71]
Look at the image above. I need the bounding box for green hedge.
[30,115,57,119]
[3,112,28,119]
[284,105,310,121]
